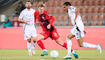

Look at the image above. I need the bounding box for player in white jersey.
[63,2,102,59]
[18,1,37,56]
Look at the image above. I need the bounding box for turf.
[0,49,105,60]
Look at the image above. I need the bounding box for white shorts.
[71,26,84,39]
[24,25,37,40]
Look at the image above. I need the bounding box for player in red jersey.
[34,2,78,58]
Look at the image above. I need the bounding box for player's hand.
[84,30,86,34]
[47,24,51,29]
[24,20,30,24]
[74,21,76,25]
[73,22,76,27]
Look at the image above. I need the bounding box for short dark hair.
[63,2,71,6]
[26,0,33,4]
[18,1,23,4]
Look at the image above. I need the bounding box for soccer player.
[18,1,37,56]
[34,2,78,58]
[63,2,102,59]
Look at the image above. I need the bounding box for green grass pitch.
[0,49,105,60]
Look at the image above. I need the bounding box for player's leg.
[55,38,78,59]
[31,37,36,55]
[77,38,102,54]
[64,32,79,59]
[75,28,102,54]
[35,34,48,56]
[66,32,75,56]
[50,31,65,47]
[27,39,32,56]
[24,29,33,56]
[31,28,37,55]
[51,31,78,59]
[36,34,46,50]
[64,28,79,59]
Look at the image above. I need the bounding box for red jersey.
[34,10,56,32]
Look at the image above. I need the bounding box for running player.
[34,2,78,58]
[63,2,102,59]
[18,1,37,56]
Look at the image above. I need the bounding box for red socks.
[37,40,46,50]
[63,43,73,52]
[71,49,73,52]
[37,41,73,53]
[63,43,67,49]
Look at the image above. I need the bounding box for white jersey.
[68,6,85,39]
[68,6,84,30]
[19,8,37,40]
[19,8,35,27]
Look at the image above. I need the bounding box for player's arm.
[18,18,29,24]
[46,11,55,29]
[47,16,55,29]
[34,11,40,24]
[18,11,29,24]
[44,11,55,25]
[45,11,55,25]
[49,16,55,25]
[74,8,79,25]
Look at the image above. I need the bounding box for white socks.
[43,49,47,51]
[66,38,72,55]
[82,42,98,48]
[66,38,98,56]
[27,42,31,53]
[32,42,36,51]
[27,41,36,56]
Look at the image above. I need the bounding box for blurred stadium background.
[0,0,105,60]
[0,0,105,26]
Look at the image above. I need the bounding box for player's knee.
[32,37,37,41]
[79,45,83,47]
[33,40,36,43]
[67,35,72,40]
[27,39,31,43]
[34,38,37,41]
[36,39,40,42]
[36,36,40,41]
[36,37,39,41]
[36,36,41,42]
[79,44,83,47]
[67,35,69,38]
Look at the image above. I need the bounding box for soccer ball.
[50,50,59,58]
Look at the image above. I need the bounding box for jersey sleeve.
[44,11,49,15]
[19,11,24,19]
[34,11,37,23]
[69,6,76,13]
[34,11,39,23]
[44,11,55,25]
[49,16,55,25]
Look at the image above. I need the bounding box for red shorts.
[40,30,60,40]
